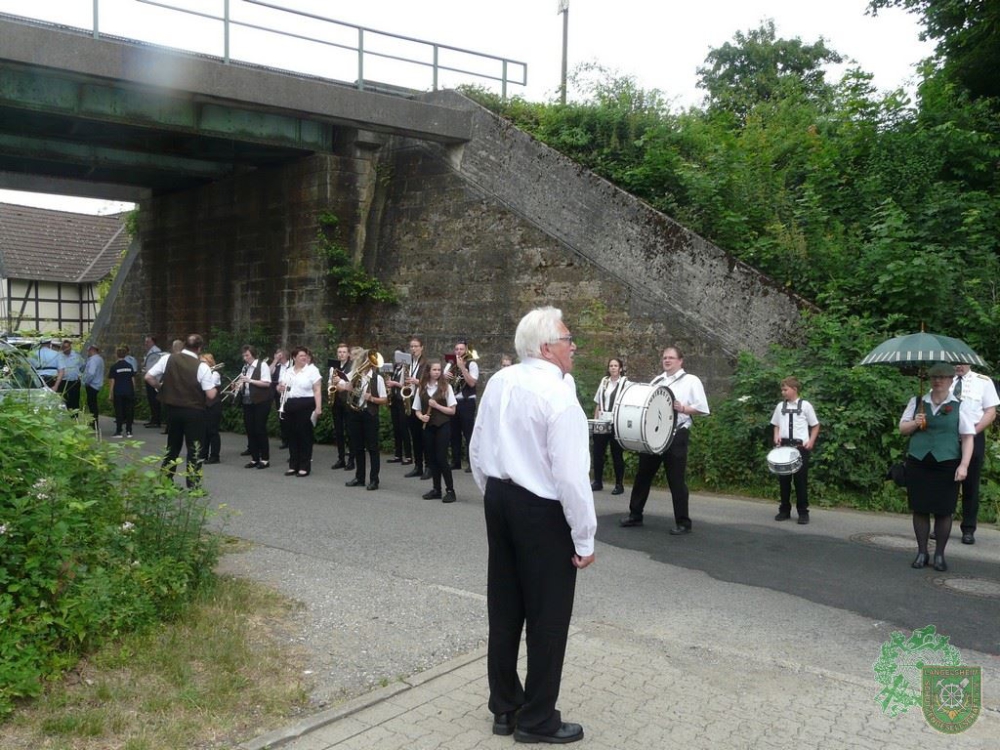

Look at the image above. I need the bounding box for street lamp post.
[558,0,569,105]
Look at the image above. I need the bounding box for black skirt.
[905,454,960,515]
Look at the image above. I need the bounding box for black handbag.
[886,462,907,488]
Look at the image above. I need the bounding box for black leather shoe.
[797,513,809,525]
[911,552,929,568]
[331,460,346,470]
[240,449,252,457]
[401,458,413,465]
[464,467,472,473]
[284,469,297,476]
[143,421,160,428]
[257,461,270,469]
[442,490,457,503]
[387,457,403,463]
[933,554,947,572]
[345,478,363,487]
[619,516,643,528]
[962,531,975,545]
[591,480,603,491]
[244,461,259,469]
[668,525,692,535]
[514,721,584,744]
[345,461,355,471]
[493,711,516,736]
[404,467,422,478]
[205,457,220,465]
[611,484,624,495]
[421,470,432,480]
[366,482,379,491]
[422,489,442,500]
[775,511,791,521]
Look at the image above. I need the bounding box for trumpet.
[278,381,291,419]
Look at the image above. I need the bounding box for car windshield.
[0,342,45,390]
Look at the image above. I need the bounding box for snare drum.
[766,446,802,475]
[612,382,676,454]
[588,419,614,435]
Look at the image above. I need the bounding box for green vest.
[908,398,960,461]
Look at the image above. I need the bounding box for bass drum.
[612,382,677,454]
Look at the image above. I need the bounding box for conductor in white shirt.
[470,306,596,745]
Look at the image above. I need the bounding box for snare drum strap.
[782,399,803,444]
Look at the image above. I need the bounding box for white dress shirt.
[455,360,480,400]
[650,368,709,430]
[412,381,457,412]
[770,399,819,442]
[146,350,216,391]
[281,364,321,398]
[470,357,597,557]
[593,376,628,417]
[900,393,976,435]
[953,371,999,426]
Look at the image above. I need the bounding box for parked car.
[0,339,64,408]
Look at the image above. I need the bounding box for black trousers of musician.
[389,395,412,460]
[484,477,577,735]
[592,433,625,486]
[450,398,476,468]
[242,400,271,463]
[284,397,316,473]
[332,399,350,463]
[959,431,986,533]
[60,379,82,413]
[200,400,222,461]
[348,410,381,484]
[407,412,426,471]
[423,422,453,493]
[85,385,100,428]
[628,428,692,527]
[162,406,207,488]
[778,445,811,514]
[113,394,136,435]
[145,382,162,425]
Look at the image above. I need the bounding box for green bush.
[0,400,221,717]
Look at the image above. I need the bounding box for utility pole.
[558,0,569,105]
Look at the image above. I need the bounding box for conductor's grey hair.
[514,306,564,360]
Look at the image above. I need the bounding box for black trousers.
[162,406,206,488]
[959,431,986,532]
[332,397,350,462]
[348,409,381,483]
[450,398,476,468]
[407,411,426,470]
[423,421,453,492]
[85,385,100,427]
[778,446,811,513]
[592,433,625,486]
[485,478,577,735]
[284,397,316,472]
[60,379,82,412]
[145,382,162,425]
[201,401,222,460]
[390,395,412,460]
[627,428,691,527]
[242,400,271,463]
[113,394,136,434]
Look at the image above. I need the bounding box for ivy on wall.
[315,212,397,305]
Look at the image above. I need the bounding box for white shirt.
[900,393,976,435]
[593,376,628,416]
[770,399,819,442]
[650,368,709,430]
[240,358,271,400]
[412,381,457,412]
[952,371,999,425]
[470,357,597,557]
[454,360,480,400]
[282,363,322,399]
[146,350,216,392]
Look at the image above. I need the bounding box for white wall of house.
[1,277,100,336]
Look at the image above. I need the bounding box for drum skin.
[766,446,802,475]
[612,383,677,454]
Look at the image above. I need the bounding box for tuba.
[453,348,479,393]
[347,350,384,411]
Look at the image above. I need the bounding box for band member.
[144,334,218,488]
[592,357,628,495]
[386,345,413,466]
[142,335,164,428]
[404,336,430,480]
[952,363,999,544]
[200,353,223,464]
[414,360,458,503]
[337,349,388,490]
[57,339,85,412]
[279,346,323,477]
[271,348,290,449]
[108,346,137,438]
[620,346,709,534]
[328,343,354,471]
[447,338,479,471]
[237,345,272,469]
[770,376,820,524]
[499,353,513,368]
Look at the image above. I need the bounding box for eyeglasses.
[551,335,574,345]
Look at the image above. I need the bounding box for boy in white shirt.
[770,377,820,524]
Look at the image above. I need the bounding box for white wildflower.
[0,523,7,535]
[737,395,752,403]
[121,521,135,532]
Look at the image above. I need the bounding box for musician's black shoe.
[421,470,432,480]
[366,482,379,491]
[619,516,643,528]
[257,461,270,469]
[240,449,252,457]
[933,554,948,572]
[345,461,355,471]
[331,460,346,470]
[797,513,809,525]
[401,458,413,465]
[513,722,584,744]
[404,467,422,478]
[143,421,160,428]
[464,467,472,473]
[492,711,519,736]
[611,484,624,495]
[774,511,791,521]
[911,552,929,568]
[668,525,692,535]
[205,457,220,465]
[285,469,297,476]
[387,457,403,463]
[591,481,603,491]
[442,490,457,503]
[962,531,975,545]
[345,478,363,487]
[244,461,259,469]
[423,489,442,500]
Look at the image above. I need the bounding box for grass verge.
[3,573,311,750]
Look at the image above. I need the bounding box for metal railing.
[71,0,526,98]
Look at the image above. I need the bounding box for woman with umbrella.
[898,362,975,571]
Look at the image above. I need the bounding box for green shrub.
[0,401,221,717]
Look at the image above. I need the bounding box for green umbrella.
[858,332,988,370]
